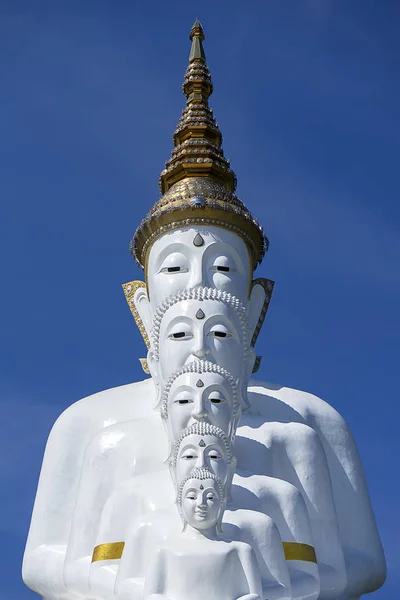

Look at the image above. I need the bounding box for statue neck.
[184,524,219,541]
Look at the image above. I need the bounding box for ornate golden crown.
[131,20,269,271]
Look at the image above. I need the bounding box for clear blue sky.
[1,1,399,597]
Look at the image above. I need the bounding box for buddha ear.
[122,280,153,347]
[248,278,275,345]
[248,282,266,340]
[147,348,160,386]
[133,285,153,340]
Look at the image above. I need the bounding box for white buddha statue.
[143,468,263,600]
[23,20,386,600]
[63,290,337,595]
[91,422,319,600]
[91,429,296,600]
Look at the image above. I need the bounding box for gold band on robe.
[283,542,317,563]
[91,541,125,562]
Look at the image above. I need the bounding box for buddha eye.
[209,397,222,404]
[210,263,236,274]
[182,453,196,460]
[160,266,188,274]
[206,493,215,500]
[209,453,221,460]
[209,331,232,339]
[187,493,197,500]
[174,398,193,405]
[169,331,193,340]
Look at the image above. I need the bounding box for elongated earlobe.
[248,278,275,345]
[248,283,266,339]
[147,350,159,386]
[122,280,153,349]
[134,286,153,341]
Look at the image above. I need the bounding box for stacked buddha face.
[177,467,226,532]
[130,196,268,531]
[130,226,272,408]
[128,24,270,534]
[160,361,242,442]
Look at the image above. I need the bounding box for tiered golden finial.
[131,21,269,271]
[159,20,236,194]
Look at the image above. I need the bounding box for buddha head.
[138,287,261,404]
[177,467,226,532]
[161,360,241,442]
[125,22,272,379]
[142,225,253,308]
[169,422,235,488]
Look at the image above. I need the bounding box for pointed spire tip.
[190,19,205,41]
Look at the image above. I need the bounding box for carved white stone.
[147,287,252,380]
[23,225,386,600]
[171,423,235,488]
[87,434,318,600]
[143,470,263,600]
[145,226,252,307]
[161,361,241,443]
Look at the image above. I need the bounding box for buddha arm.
[143,548,168,599]
[306,404,386,598]
[270,422,347,598]
[253,482,320,600]
[224,508,291,599]
[236,544,263,600]
[22,404,95,600]
[63,428,130,596]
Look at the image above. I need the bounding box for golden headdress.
[131,20,269,270]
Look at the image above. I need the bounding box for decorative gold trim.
[282,542,317,563]
[91,541,125,563]
[251,278,275,348]
[252,356,262,374]
[139,358,150,374]
[122,281,150,349]
[136,205,266,273]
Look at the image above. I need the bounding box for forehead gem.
[196,379,204,388]
[190,196,206,209]
[199,484,204,490]
[193,232,205,247]
[199,439,206,447]
[196,308,205,320]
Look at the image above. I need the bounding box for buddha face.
[164,371,238,442]
[146,226,251,307]
[174,432,231,487]
[181,477,222,531]
[155,297,247,382]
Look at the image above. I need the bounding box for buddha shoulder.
[248,377,346,426]
[48,377,155,438]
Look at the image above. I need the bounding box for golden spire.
[159,20,236,194]
[131,21,268,271]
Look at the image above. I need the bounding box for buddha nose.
[192,398,208,422]
[192,336,210,359]
[195,449,207,469]
[197,498,206,510]
[191,261,206,288]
